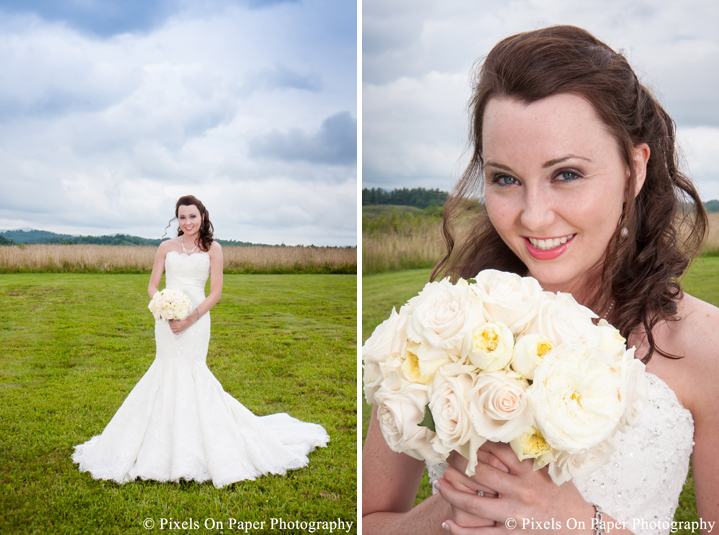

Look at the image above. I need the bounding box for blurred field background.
[0,244,356,274]
[363,205,719,275]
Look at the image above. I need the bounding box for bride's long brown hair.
[432,25,707,363]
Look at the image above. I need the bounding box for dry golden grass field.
[706,212,719,252]
[362,209,719,275]
[0,244,356,274]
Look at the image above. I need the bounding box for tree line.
[0,229,283,247]
[362,187,448,209]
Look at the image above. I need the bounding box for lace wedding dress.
[73,251,329,487]
[427,373,694,535]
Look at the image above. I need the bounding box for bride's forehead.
[178,204,201,216]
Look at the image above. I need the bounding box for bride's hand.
[169,316,193,334]
[437,451,506,529]
[436,443,595,535]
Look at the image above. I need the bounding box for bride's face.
[482,93,646,295]
[177,204,203,239]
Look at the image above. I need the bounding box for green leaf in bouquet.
[418,404,436,432]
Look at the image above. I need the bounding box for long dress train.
[72,251,329,487]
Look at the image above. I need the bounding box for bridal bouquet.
[363,270,647,485]
[148,289,193,321]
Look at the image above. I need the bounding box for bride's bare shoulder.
[157,239,178,254]
[674,293,719,356]
[665,294,719,412]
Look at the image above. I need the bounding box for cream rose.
[406,278,484,363]
[363,307,410,404]
[529,344,624,453]
[547,440,615,485]
[428,363,476,456]
[526,291,599,346]
[596,319,627,358]
[363,361,383,405]
[510,334,553,380]
[470,269,543,334]
[463,370,532,475]
[374,381,446,465]
[468,370,532,443]
[468,322,515,372]
[616,347,647,429]
[399,341,451,385]
[363,307,408,364]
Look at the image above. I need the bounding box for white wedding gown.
[73,251,329,487]
[428,372,694,535]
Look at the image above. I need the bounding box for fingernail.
[442,522,449,531]
[433,480,441,492]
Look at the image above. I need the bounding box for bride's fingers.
[436,478,499,521]
[441,455,515,507]
[478,442,530,475]
[443,465,497,497]
[475,449,510,474]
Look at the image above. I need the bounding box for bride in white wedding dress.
[73,195,329,487]
[362,26,719,534]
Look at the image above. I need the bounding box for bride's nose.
[519,183,555,231]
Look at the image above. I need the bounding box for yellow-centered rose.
[468,322,514,372]
[511,334,553,380]
[510,426,555,469]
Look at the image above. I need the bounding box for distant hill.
[0,229,77,244]
[0,229,274,247]
[0,234,14,245]
[705,200,719,212]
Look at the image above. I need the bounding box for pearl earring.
[620,227,629,238]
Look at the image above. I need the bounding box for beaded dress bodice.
[427,372,694,534]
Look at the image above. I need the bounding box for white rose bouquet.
[148,289,193,321]
[363,269,647,485]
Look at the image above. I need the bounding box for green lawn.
[361,258,719,525]
[0,273,356,535]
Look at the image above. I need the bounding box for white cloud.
[0,0,357,245]
[678,127,719,201]
[363,0,719,200]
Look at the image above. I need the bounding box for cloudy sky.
[363,0,719,202]
[0,0,356,246]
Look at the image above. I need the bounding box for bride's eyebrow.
[542,155,592,168]
[485,161,514,172]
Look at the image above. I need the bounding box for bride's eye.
[555,170,581,182]
[491,174,519,187]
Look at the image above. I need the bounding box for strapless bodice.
[165,251,210,297]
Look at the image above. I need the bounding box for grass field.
[361,257,719,527]
[0,273,356,535]
[0,244,357,274]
